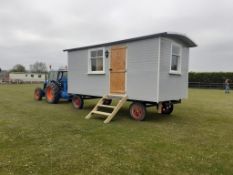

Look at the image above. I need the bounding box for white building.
[9,73,46,83]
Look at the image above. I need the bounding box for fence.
[189,82,233,89]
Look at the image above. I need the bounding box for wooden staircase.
[85,94,128,124]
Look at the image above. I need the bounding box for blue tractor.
[34,69,72,103]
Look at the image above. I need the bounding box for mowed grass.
[0,85,233,175]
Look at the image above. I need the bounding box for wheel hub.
[74,98,80,106]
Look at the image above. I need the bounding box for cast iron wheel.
[72,95,84,109]
[103,99,112,105]
[34,87,43,101]
[129,102,147,121]
[45,82,60,104]
[161,102,174,115]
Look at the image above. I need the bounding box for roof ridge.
[63,32,197,52]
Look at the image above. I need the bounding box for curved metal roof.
[63,32,197,52]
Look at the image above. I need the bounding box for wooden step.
[91,111,111,116]
[98,104,115,109]
[108,94,127,97]
[107,94,127,99]
[85,95,128,123]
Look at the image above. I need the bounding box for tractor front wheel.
[34,87,43,101]
[129,102,147,121]
[45,82,60,104]
[72,95,84,109]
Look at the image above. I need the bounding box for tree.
[11,64,26,72]
[30,62,48,73]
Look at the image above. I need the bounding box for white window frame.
[169,42,182,75]
[88,48,105,74]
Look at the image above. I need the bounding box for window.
[48,71,58,81]
[88,48,105,74]
[170,43,181,74]
[31,74,34,78]
[63,72,68,79]
[25,74,28,77]
[57,71,67,81]
[38,74,41,78]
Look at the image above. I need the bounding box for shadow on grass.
[117,108,176,122]
[33,99,71,105]
[81,104,178,123]
[60,99,180,124]
[58,100,72,104]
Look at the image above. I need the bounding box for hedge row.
[189,72,233,83]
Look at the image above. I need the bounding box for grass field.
[0,85,233,175]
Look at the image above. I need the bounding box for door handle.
[109,68,112,71]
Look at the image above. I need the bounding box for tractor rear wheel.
[72,95,84,109]
[34,87,43,101]
[129,102,147,121]
[161,102,173,115]
[45,82,60,104]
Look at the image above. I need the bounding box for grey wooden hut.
[64,32,197,123]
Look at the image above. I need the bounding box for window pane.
[91,59,97,71]
[48,71,58,80]
[171,55,179,71]
[96,57,103,71]
[91,51,97,57]
[63,72,68,79]
[58,72,63,80]
[172,45,180,55]
[97,50,103,57]
[91,57,103,71]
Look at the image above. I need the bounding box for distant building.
[9,72,46,83]
[0,71,9,83]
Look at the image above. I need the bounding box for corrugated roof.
[63,32,197,52]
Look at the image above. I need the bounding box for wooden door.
[110,46,126,94]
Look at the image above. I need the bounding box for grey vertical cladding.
[68,49,109,96]
[68,38,159,101]
[159,38,189,101]
[126,38,159,101]
[67,37,189,102]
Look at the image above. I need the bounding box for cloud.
[0,0,233,71]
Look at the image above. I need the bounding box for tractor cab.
[45,69,67,82]
[48,69,67,81]
[55,69,69,100]
[34,68,72,103]
[47,70,58,81]
[57,70,68,86]
[43,69,66,89]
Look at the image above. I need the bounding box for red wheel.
[45,82,60,104]
[72,95,84,109]
[46,86,53,101]
[129,102,146,121]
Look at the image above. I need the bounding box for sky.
[0,0,233,72]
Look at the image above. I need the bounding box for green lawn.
[0,85,233,175]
